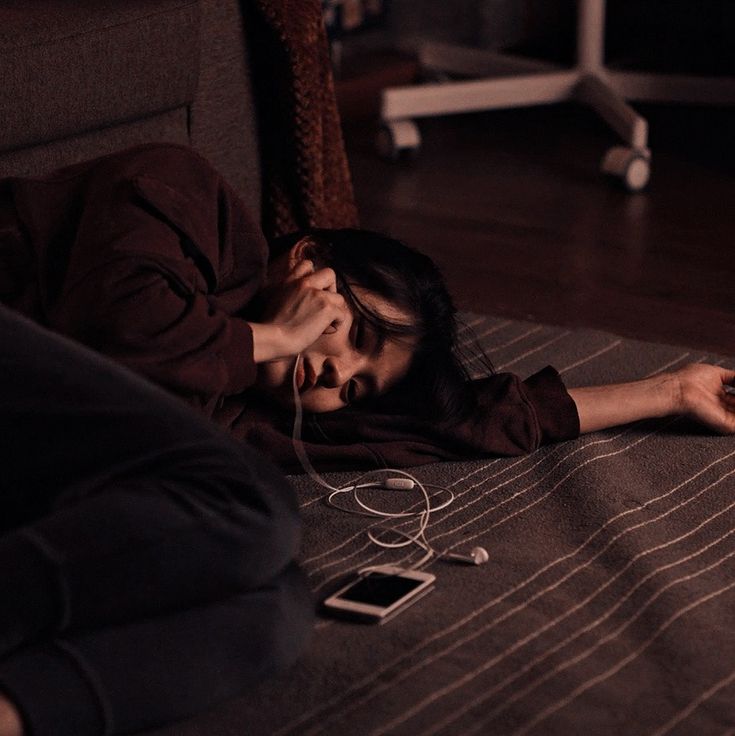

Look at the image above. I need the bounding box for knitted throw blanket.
[248,0,359,238]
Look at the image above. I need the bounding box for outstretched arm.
[568,364,735,435]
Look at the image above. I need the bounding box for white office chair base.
[376,120,421,160]
[379,0,735,190]
[601,146,651,192]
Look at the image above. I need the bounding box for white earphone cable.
[290,353,486,569]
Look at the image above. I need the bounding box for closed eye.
[356,314,388,358]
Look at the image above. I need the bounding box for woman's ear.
[265,235,320,289]
[288,236,319,269]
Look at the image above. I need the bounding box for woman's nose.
[321,355,354,388]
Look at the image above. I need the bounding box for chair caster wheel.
[376,120,421,161]
[601,146,651,192]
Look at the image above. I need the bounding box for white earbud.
[444,546,489,566]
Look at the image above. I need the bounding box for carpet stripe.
[296,447,735,735]
[337,461,735,736]
[310,428,640,590]
[648,667,735,736]
[497,330,573,370]
[273,339,734,736]
[423,492,735,735]
[511,578,735,736]
[558,339,623,374]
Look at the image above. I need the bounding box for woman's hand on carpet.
[569,363,735,435]
[672,363,735,435]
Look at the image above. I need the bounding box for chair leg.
[377,70,578,159]
[381,71,579,122]
[612,71,735,106]
[576,0,606,71]
[416,41,560,78]
[575,73,651,191]
[575,73,648,150]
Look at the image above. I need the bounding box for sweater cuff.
[523,366,580,444]
[0,642,108,736]
[220,317,259,395]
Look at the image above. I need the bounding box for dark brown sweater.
[1,144,579,472]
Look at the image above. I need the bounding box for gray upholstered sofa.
[0,0,261,216]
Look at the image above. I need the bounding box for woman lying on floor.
[2,143,734,468]
[0,143,734,736]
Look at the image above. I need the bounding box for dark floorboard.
[344,102,735,355]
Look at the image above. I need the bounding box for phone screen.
[338,571,424,607]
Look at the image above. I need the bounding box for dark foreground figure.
[0,304,313,736]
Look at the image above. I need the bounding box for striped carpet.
[147,315,735,736]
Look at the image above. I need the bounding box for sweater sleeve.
[51,247,259,408]
[449,366,581,455]
[41,149,268,412]
[218,366,580,473]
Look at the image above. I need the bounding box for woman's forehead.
[349,284,413,325]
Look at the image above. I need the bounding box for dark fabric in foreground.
[140,315,735,736]
[0,306,313,735]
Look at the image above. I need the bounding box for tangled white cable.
[290,354,488,569]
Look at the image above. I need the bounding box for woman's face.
[256,285,416,413]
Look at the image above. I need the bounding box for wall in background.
[606,0,735,73]
[386,0,574,56]
[382,0,733,71]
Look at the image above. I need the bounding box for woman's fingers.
[301,266,338,293]
[320,290,348,329]
[677,363,735,435]
[721,371,735,394]
[285,262,338,293]
[285,259,315,282]
[282,287,347,347]
[253,264,349,357]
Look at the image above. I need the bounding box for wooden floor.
[343,102,735,355]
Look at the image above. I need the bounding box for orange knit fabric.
[248,0,359,238]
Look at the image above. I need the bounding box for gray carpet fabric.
[146,315,735,735]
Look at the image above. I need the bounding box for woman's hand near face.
[249,262,349,363]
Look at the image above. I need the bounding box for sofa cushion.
[0,0,200,153]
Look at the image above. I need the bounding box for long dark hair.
[269,228,494,425]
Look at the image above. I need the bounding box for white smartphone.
[322,565,436,624]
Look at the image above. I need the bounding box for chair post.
[577,0,606,72]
